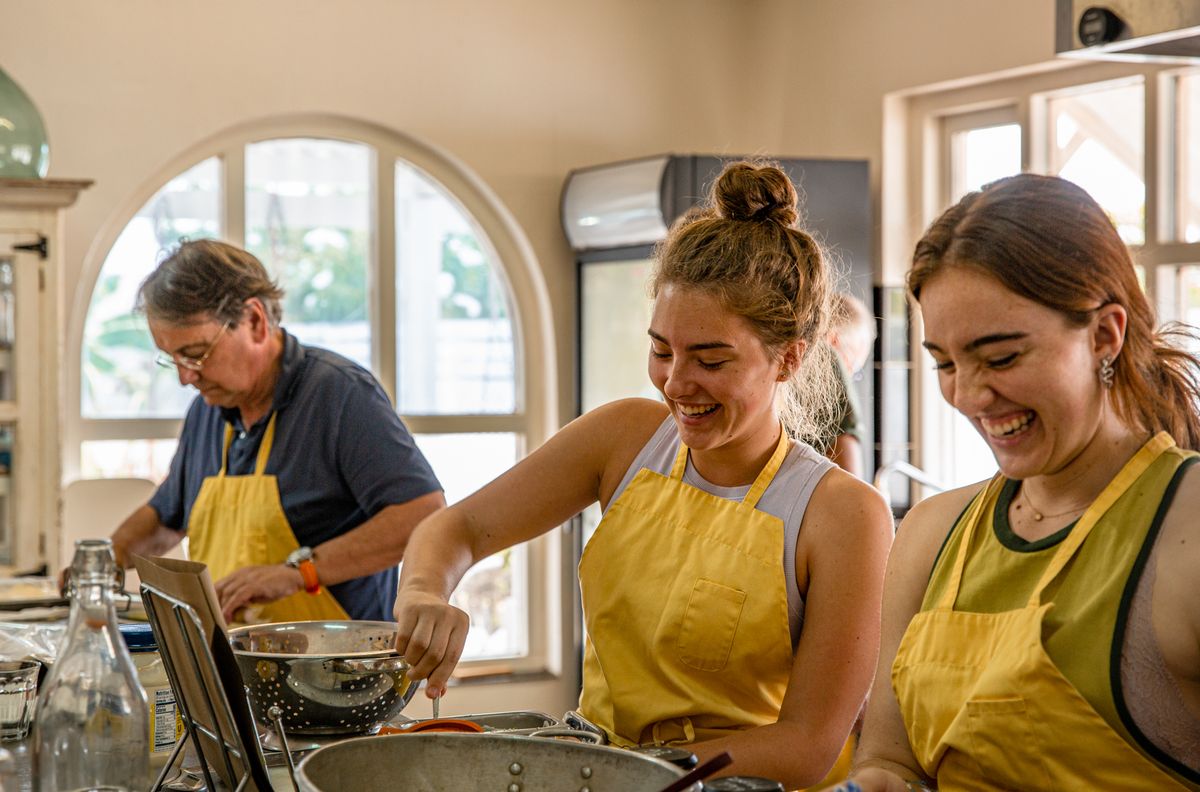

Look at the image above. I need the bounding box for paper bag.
[133,555,272,791]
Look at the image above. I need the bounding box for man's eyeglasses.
[155,321,233,372]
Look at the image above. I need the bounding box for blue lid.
[119,622,158,652]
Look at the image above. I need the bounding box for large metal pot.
[296,733,700,791]
[228,620,419,735]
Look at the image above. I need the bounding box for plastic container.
[120,622,182,772]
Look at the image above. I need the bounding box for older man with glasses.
[106,239,446,624]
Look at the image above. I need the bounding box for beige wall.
[1,0,1057,421]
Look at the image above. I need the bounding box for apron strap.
[218,424,234,477]
[218,413,279,476]
[669,423,790,510]
[936,475,1005,610]
[1025,431,1173,606]
[669,440,689,481]
[254,412,279,476]
[742,425,791,509]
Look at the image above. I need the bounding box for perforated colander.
[228,620,420,735]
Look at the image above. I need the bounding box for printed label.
[152,688,178,753]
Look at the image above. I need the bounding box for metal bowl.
[228,620,419,736]
[296,733,697,791]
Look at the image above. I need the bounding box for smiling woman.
[391,161,893,790]
[845,174,1200,792]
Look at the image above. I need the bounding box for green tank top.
[923,441,1200,787]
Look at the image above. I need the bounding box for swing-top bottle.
[34,538,149,791]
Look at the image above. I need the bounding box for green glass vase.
[0,66,48,178]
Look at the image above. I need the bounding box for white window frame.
[64,116,574,709]
[885,59,1200,494]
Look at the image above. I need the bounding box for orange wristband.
[296,558,320,594]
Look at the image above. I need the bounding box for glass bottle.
[34,539,149,792]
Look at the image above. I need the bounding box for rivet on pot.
[509,762,523,775]
[581,767,592,779]
[508,784,521,792]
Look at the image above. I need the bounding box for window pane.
[580,259,658,414]
[82,158,221,418]
[414,433,525,660]
[1048,78,1145,245]
[1175,72,1200,241]
[396,162,516,414]
[245,139,371,369]
[80,439,178,481]
[1172,266,1200,354]
[950,123,1021,203]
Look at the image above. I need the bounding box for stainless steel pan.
[296,732,700,791]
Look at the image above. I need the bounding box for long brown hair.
[652,161,838,446]
[910,173,1200,450]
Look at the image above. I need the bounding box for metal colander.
[228,620,420,736]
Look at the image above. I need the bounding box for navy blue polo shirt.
[149,330,442,620]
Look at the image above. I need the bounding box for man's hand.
[213,564,304,623]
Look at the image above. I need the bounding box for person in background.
[107,240,445,624]
[826,292,875,478]
[392,162,893,789]
[841,174,1200,791]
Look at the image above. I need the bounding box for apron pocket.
[675,578,746,672]
[964,697,1052,789]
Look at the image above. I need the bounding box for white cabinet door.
[0,230,43,568]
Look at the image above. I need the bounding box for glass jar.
[119,622,183,774]
[34,539,149,791]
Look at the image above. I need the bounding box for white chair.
[60,478,184,592]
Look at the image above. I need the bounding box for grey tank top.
[604,416,836,647]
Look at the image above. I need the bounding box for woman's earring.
[777,369,791,382]
[1099,356,1115,389]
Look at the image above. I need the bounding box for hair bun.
[712,162,799,227]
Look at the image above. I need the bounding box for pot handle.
[322,656,411,675]
[527,727,605,744]
[563,710,608,744]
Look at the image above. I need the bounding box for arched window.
[69,118,556,670]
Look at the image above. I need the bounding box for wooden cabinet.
[0,178,91,570]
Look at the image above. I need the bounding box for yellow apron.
[892,432,1193,791]
[579,426,795,747]
[187,412,351,623]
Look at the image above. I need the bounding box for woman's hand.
[832,767,925,791]
[393,590,470,698]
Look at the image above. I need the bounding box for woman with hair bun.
[392,161,893,788]
[842,174,1200,791]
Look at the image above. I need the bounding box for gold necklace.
[1018,484,1091,522]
